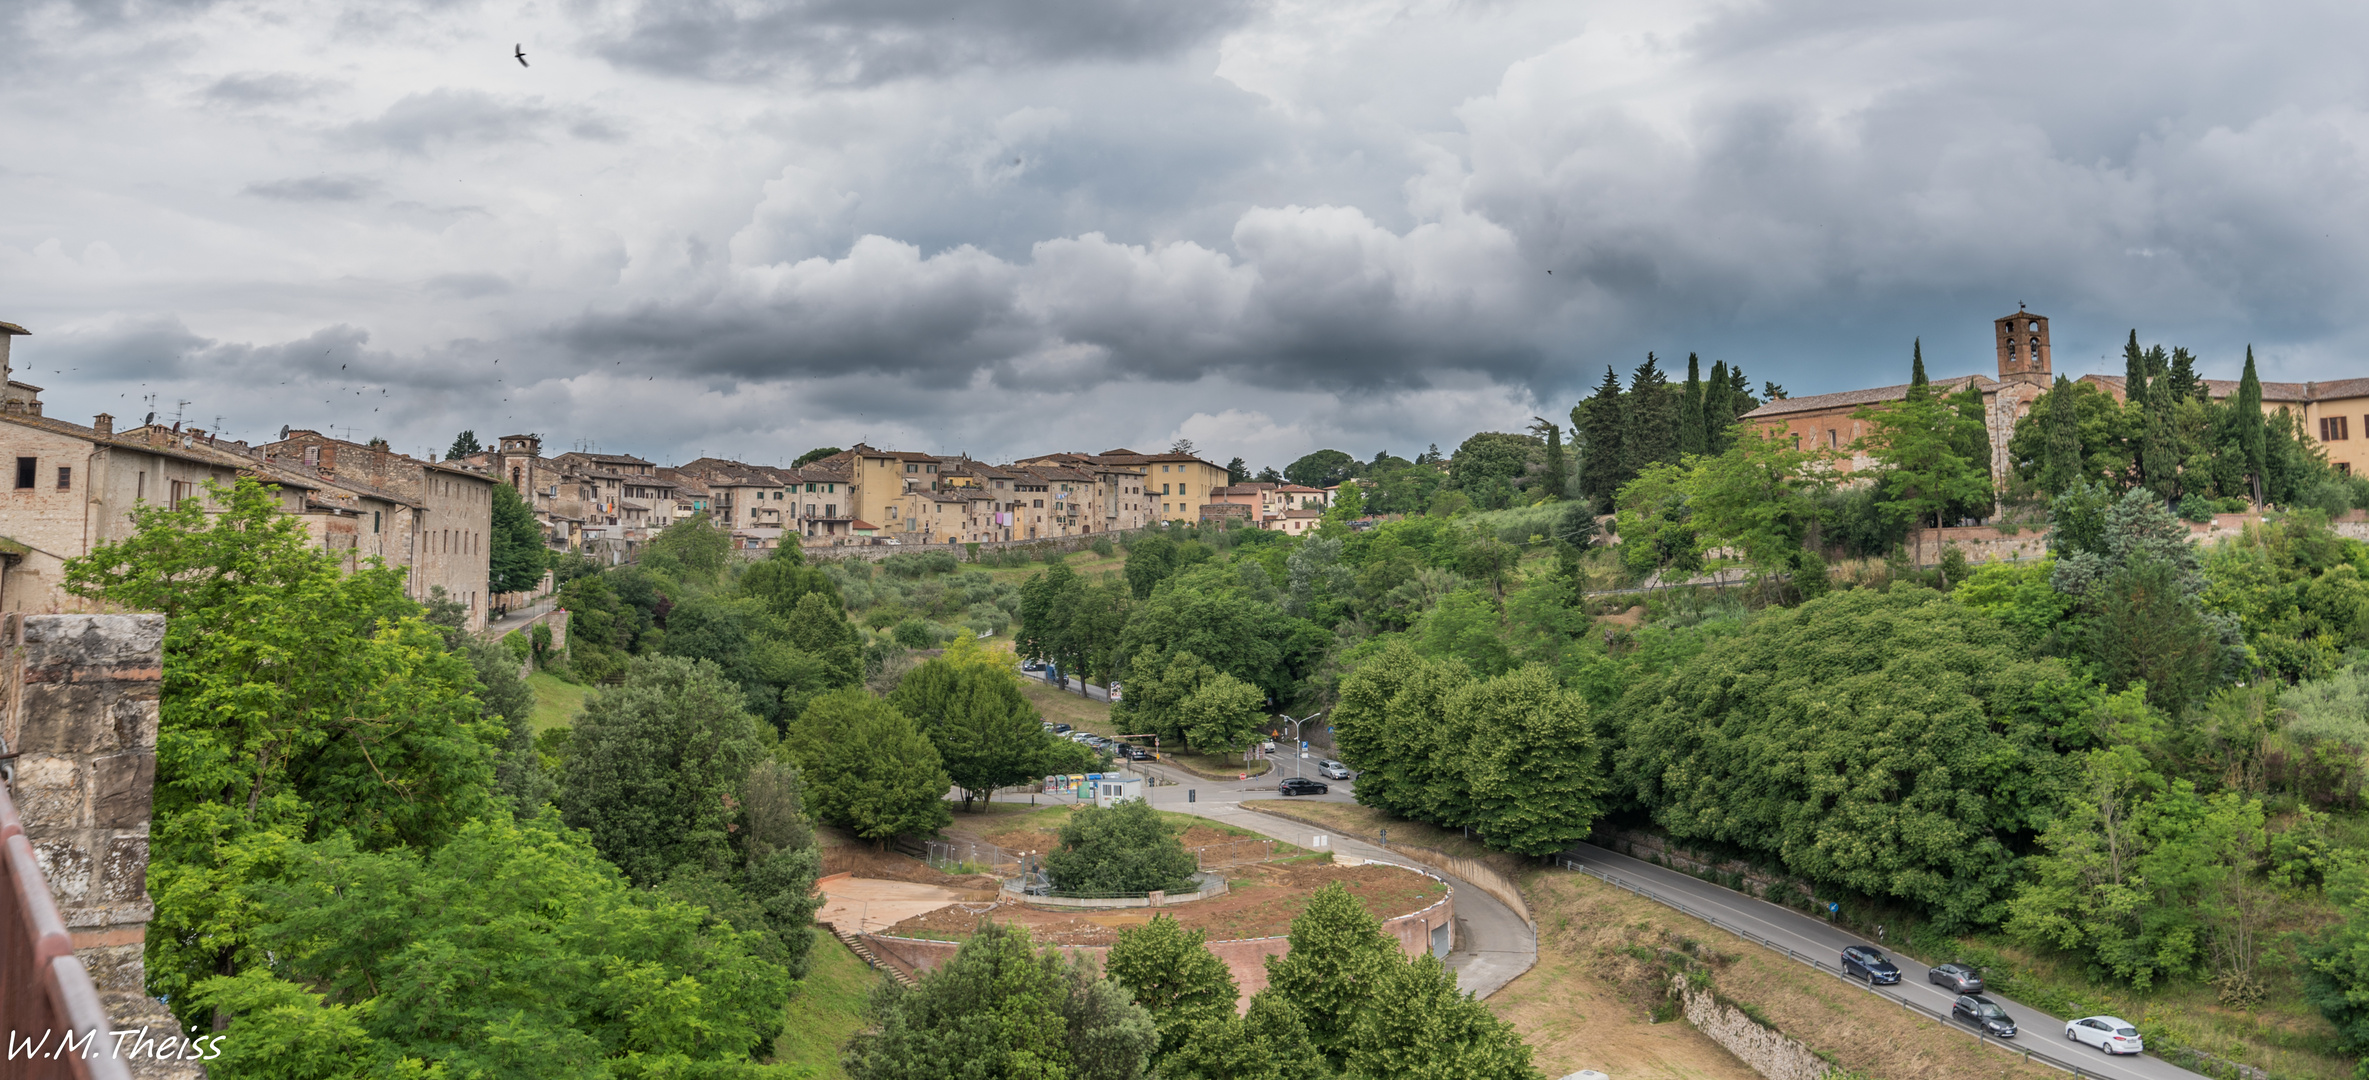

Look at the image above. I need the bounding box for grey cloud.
[589,0,1261,84]
[424,273,514,299]
[241,175,380,202]
[336,89,555,155]
[203,72,339,107]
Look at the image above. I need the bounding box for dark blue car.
[1842,945,1900,985]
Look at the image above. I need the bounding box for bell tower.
[1996,307,2050,387]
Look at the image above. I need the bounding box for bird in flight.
[515,44,529,67]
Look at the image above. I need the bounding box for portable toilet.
[1092,775,1144,808]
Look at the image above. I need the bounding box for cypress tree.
[2141,344,2180,500]
[1678,353,1707,457]
[2238,347,2266,504]
[1907,339,1929,400]
[1573,366,1628,512]
[1530,418,1568,499]
[1703,359,1734,454]
[2122,330,2150,410]
[2042,375,2083,495]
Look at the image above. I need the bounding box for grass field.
[773,936,883,1078]
[525,671,591,732]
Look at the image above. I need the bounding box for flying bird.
[515,44,529,67]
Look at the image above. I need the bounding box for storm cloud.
[3,0,2368,467]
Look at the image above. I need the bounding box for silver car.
[1317,760,1352,780]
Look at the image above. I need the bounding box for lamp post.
[1276,711,1325,779]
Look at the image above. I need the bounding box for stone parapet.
[0,613,194,1078]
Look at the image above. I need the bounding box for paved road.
[484,597,556,637]
[1559,844,2209,1080]
[1136,777,1537,1000]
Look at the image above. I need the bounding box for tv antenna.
[171,399,191,427]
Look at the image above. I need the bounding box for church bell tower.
[1996,308,2050,387]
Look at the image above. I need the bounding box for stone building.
[1742,308,2058,489]
[261,430,497,629]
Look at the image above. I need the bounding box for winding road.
[1558,843,2213,1080]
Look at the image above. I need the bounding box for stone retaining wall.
[799,528,1151,564]
[1675,976,1832,1080]
[998,872,1228,908]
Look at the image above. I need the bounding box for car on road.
[1317,760,1352,780]
[1951,994,2016,1037]
[1121,745,1153,761]
[1277,777,1329,796]
[1840,945,1901,985]
[1928,962,1983,993]
[2067,1016,2144,1054]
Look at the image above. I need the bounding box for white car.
[2066,1016,2144,1055]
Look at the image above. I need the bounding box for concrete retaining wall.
[1675,976,1832,1080]
[1000,872,1228,908]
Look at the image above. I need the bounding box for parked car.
[1840,945,1900,985]
[1050,723,1072,734]
[1122,745,1153,761]
[2066,1016,2144,1055]
[1068,731,1093,742]
[1928,962,1983,993]
[1951,995,2016,1038]
[1277,777,1329,796]
[1021,660,1047,672]
[1317,760,1352,780]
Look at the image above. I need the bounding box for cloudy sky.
[6,0,2367,469]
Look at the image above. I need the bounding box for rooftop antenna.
[171,399,191,426]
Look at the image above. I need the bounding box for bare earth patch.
[1518,871,2062,1080]
[881,860,1444,947]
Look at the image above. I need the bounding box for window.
[906,464,918,473]
[13,457,33,489]
[1162,483,1171,495]
[2323,416,2351,441]
[2029,319,2040,332]
[373,510,381,533]
[55,466,70,490]
[170,480,191,506]
[1827,429,1839,449]
[136,471,145,501]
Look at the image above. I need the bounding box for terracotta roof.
[1742,374,1997,418]
[0,322,27,336]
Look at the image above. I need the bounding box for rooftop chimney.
[93,413,112,436]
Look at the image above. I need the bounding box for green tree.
[890,643,1055,808]
[1286,449,1356,488]
[1175,670,1267,753]
[1613,588,2089,928]
[65,479,502,1023]
[1678,352,1707,458]
[1263,882,1402,1064]
[1345,954,1538,1080]
[1573,365,1629,512]
[1163,994,1328,1080]
[196,814,802,1079]
[1703,359,1737,455]
[1227,456,1251,485]
[1620,353,1679,482]
[560,655,769,885]
[784,689,952,845]
[1852,352,1993,560]
[445,430,482,460]
[489,480,549,594]
[1528,418,1568,501]
[2238,347,2267,503]
[1126,531,1181,600]
[1672,426,1832,578]
[1105,916,1239,1061]
[1449,432,1540,495]
[2302,857,2369,1059]
[845,921,1154,1080]
[793,446,844,467]
[645,514,732,581]
[1043,799,1197,896]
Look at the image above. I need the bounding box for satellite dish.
[279,425,291,439]
[143,412,155,426]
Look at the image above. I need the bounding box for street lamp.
[1276,711,1325,779]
